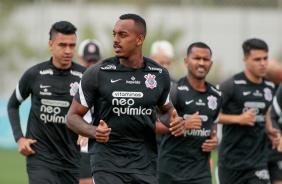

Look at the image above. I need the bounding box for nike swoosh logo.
[243,91,251,96]
[185,100,194,105]
[40,84,51,88]
[111,79,122,83]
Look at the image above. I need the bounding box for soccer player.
[217,38,280,184]
[77,39,102,184]
[270,84,282,184]
[266,59,282,184]
[7,21,86,184]
[66,13,185,184]
[157,42,223,184]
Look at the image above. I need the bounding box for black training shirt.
[7,59,86,171]
[218,72,275,170]
[158,76,223,183]
[74,56,171,175]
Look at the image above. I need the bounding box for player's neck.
[52,58,72,70]
[244,70,263,84]
[187,76,206,92]
[119,55,144,69]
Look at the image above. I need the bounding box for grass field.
[0,149,218,184]
[0,150,28,184]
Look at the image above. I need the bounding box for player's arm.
[217,77,255,126]
[7,69,37,156]
[269,85,282,151]
[156,80,177,135]
[157,102,185,136]
[66,99,111,143]
[66,65,111,142]
[218,109,255,126]
[265,108,280,149]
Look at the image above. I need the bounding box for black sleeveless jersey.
[269,84,282,162]
[218,71,275,170]
[74,56,171,175]
[7,59,86,171]
[158,76,223,183]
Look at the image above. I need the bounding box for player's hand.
[184,111,202,130]
[17,137,37,156]
[77,135,89,147]
[202,130,218,152]
[267,128,281,149]
[169,109,185,137]
[277,137,282,152]
[95,120,111,143]
[238,108,255,126]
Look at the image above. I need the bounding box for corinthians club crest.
[207,95,217,110]
[144,73,157,89]
[70,82,79,96]
[264,87,272,101]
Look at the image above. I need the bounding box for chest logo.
[144,74,157,89]
[39,84,52,96]
[263,87,272,101]
[70,82,79,96]
[178,86,189,91]
[39,69,53,75]
[185,100,194,105]
[111,79,122,83]
[207,95,217,110]
[243,91,251,96]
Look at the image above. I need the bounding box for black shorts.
[268,160,282,182]
[27,164,79,184]
[218,166,270,184]
[92,170,157,184]
[80,152,92,179]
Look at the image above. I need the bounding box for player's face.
[244,50,268,78]
[184,47,213,80]
[113,19,144,58]
[151,52,172,70]
[49,33,76,69]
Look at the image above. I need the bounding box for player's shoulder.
[71,61,87,72]
[263,78,275,89]
[144,57,169,75]
[23,60,51,76]
[220,71,245,87]
[207,82,223,97]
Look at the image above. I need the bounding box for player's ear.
[136,34,144,46]
[184,57,189,67]
[49,40,53,51]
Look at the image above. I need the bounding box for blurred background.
[1,0,282,183]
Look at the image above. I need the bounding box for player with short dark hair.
[7,21,86,184]
[66,13,185,184]
[158,42,223,184]
[217,38,280,184]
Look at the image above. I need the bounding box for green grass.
[0,149,218,184]
[0,150,28,184]
[211,149,218,184]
